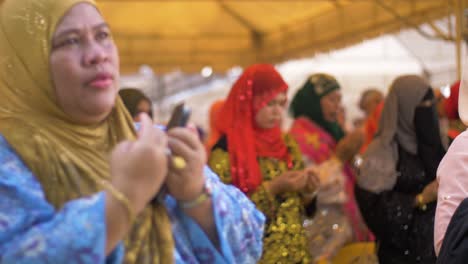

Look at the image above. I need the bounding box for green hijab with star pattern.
[289,73,345,141]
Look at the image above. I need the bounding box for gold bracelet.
[178,181,212,209]
[107,185,136,224]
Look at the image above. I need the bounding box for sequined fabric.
[209,134,312,263]
[355,145,437,264]
[0,135,265,263]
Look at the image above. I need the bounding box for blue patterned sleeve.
[0,136,123,264]
[168,167,265,264]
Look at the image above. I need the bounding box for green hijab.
[289,73,345,141]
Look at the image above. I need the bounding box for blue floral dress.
[0,135,265,263]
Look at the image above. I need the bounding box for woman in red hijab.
[208,64,318,263]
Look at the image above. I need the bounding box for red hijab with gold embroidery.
[216,64,290,193]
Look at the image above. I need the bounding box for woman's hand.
[301,167,320,203]
[105,113,169,254]
[166,127,206,201]
[335,130,364,163]
[303,166,320,194]
[110,113,168,214]
[416,180,438,206]
[266,170,308,196]
[166,127,219,246]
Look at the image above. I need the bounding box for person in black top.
[355,75,446,264]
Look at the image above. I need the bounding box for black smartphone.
[152,102,191,204]
[166,102,191,130]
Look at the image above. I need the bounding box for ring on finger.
[165,148,187,169]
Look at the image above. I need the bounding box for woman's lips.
[87,73,113,89]
[89,78,113,89]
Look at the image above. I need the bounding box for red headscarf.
[444,81,460,120]
[216,64,290,193]
[360,101,384,154]
[205,99,225,153]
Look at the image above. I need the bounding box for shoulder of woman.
[0,133,46,196]
[0,134,8,146]
[0,134,21,161]
[439,130,468,177]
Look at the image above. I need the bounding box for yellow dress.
[209,134,312,263]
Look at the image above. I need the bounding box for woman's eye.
[52,37,79,50]
[52,34,82,50]
[97,31,110,41]
[66,37,81,45]
[58,37,80,48]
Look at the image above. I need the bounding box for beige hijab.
[358,75,430,193]
[0,0,173,263]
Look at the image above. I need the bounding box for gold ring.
[172,155,187,169]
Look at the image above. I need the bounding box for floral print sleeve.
[166,166,266,264]
[0,136,123,264]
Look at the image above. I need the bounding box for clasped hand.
[110,113,206,215]
[267,167,320,196]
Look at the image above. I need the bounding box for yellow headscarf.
[0,0,173,263]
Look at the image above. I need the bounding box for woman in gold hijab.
[0,0,265,263]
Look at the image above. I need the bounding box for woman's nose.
[83,42,108,66]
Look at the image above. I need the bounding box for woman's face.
[133,99,152,122]
[50,3,119,125]
[320,90,342,122]
[255,92,287,129]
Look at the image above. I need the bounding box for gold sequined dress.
[209,134,313,263]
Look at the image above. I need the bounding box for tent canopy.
[97,0,459,73]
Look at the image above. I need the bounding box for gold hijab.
[0,0,173,263]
